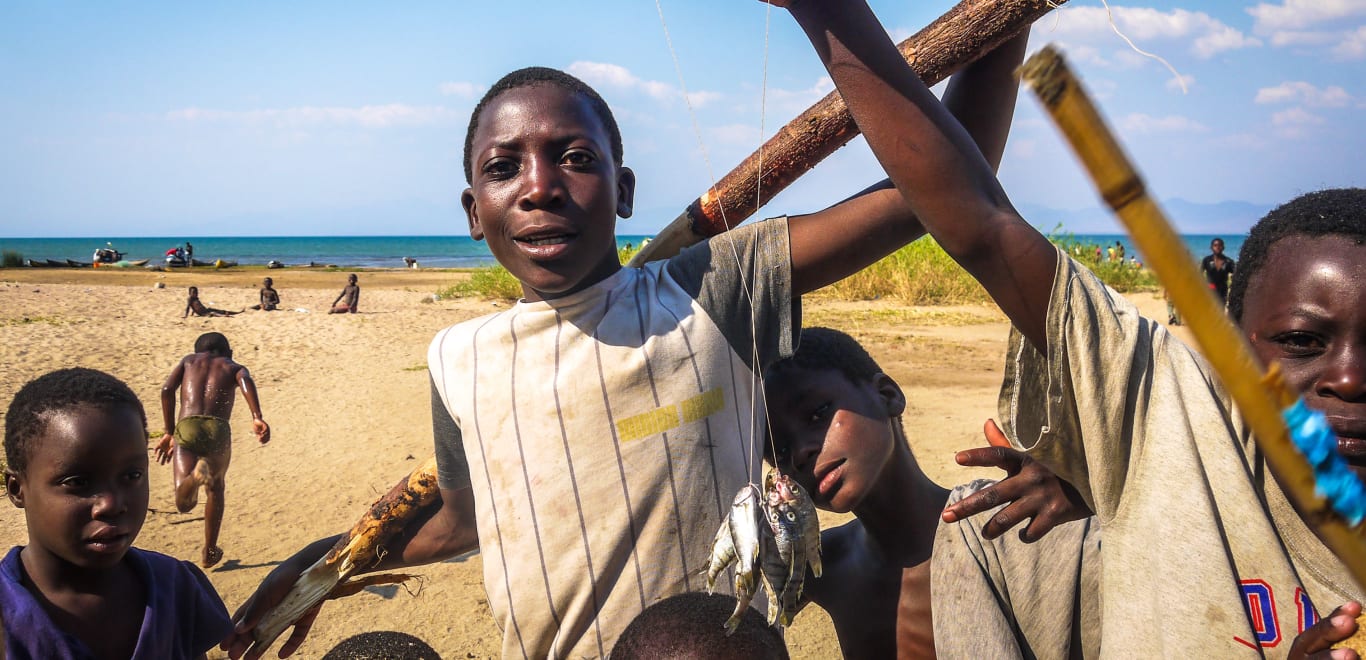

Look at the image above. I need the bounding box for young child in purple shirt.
[2,368,232,659]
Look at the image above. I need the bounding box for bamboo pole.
[630,0,1068,266]
[1019,45,1366,590]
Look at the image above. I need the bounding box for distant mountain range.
[1017,198,1273,235]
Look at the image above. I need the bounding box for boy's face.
[764,365,904,513]
[6,404,148,570]
[462,84,635,302]
[1241,235,1366,480]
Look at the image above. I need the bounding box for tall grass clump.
[2,250,23,267]
[438,242,646,302]
[439,265,522,301]
[821,238,989,304]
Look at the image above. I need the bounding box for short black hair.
[5,368,147,475]
[462,66,623,185]
[195,332,231,355]
[611,593,789,660]
[321,631,440,660]
[1229,188,1366,321]
[770,327,885,386]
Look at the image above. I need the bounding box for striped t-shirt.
[429,219,796,658]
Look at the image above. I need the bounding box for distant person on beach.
[1115,241,1125,262]
[3,368,233,657]
[329,274,360,314]
[186,242,194,262]
[403,257,419,269]
[156,332,270,568]
[184,286,240,318]
[1200,237,1236,306]
[251,278,280,311]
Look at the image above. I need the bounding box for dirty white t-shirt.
[999,251,1362,656]
[429,219,796,659]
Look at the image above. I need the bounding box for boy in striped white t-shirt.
[225,1,1027,657]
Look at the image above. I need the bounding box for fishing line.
[653,0,781,486]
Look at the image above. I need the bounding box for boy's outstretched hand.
[941,419,1092,542]
[154,434,176,465]
[1289,601,1363,660]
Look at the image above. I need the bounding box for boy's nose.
[91,488,127,518]
[519,157,565,210]
[1317,346,1366,402]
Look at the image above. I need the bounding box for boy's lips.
[84,528,131,553]
[814,459,846,497]
[513,226,578,259]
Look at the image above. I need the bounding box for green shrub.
[2,250,23,267]
[439,265,523,301]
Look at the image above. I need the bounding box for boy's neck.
[20,545,135,595]
[852,438,949,563]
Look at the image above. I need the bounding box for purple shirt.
[0,546,233,659]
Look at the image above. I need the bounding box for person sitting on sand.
[611,593,789,660]
[251,277,280,311]
[183,286,240,318]
[328,274,360,314]
[155,332,270,568]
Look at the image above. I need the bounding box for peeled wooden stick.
[248,457,441,655]
[630,0,1067,266]
[1019,44,1366,589]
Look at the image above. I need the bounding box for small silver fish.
[772,471,822,579]
[705,484,764,634]
[759,497,804,627]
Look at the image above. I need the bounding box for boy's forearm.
[160,388,177,434]
[942,29,1031,173]
[370,487,479,572]
[788,1,1055,348]
[239,376,266,420]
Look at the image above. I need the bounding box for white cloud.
[1047,6,1260,58]
[1248,0,1366,32]
[566,61,719,107]
[765,76,835,115]
[1248,0,1366,58]
[166,104,460,128]
[1333,25,1366,59]
[1255,81,1352,107]
[1271,107,1325,125]
[1166,74,1196,93]
[438,81,482,98]
[1120,112,1208,133]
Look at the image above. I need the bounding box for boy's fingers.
[954,446,1020,471]
[277,605,322,658]
[983,419,1011,448]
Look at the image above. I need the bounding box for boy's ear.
[616,166,636,219]
[5,471,23,508]
[462,188,484,241]
[873,373,906,417]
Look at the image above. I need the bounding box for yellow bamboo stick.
[1019,45,1366,589]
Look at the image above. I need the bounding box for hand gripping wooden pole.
[630,0,1068,266]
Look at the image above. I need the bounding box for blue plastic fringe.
[1283,399,1366,527]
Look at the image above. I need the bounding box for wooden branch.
[630,0,1065,267]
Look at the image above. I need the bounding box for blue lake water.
[0,232,1243,269]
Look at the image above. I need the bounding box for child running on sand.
[827,10,1364,646]
[764,327,1100,657]
[2,368,233,658]
[184,286,241,318]
[328,274,360,314]
[224,1,1037,657]
[156,332,271,568]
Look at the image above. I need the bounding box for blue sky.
[2,0,1364,237]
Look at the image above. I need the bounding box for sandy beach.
[0,266,1187,659]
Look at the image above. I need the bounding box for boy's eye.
[561,149,596,168]
[125,470,145,482]
[482,158,518,178]
[59,476,90,490]
[808,403,832,424]
[1271,331,1325,356]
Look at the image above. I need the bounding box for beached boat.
[45,259,67,268]
[66,259,92,268]
[212,259,238,269]
[26,258,55,268]
[191,258,213,267]
[125,258,150,267]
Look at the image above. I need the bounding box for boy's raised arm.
[235,368,271,444]
[778,0,1055,349]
